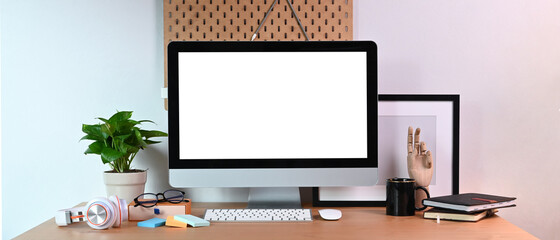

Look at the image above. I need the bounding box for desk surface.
[16,202,536,240]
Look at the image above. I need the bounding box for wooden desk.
[16,203,536,240]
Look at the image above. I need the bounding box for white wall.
[1,0,559,239]
[0,0,169,238]
[0,5,3,236]
[356,1,560,239]
[0,1,249,239]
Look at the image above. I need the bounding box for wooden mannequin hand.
[407,127,433,208]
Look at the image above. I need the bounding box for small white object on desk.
[318,209,342,221]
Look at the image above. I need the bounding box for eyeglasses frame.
[133,189,189,208]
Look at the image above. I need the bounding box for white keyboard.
[204,209,313,222]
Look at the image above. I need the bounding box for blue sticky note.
[174,215,210,227]
[138,217,166,228]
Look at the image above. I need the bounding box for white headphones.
[55,195,128,230]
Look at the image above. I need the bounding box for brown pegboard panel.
[163,0,354,109]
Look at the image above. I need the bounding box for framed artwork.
[313,94,460,207]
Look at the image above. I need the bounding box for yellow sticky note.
[166,216,188,228]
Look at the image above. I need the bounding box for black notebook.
[422,193,516,212]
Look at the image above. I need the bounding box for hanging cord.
[251,0,309,41]
[285,0,309,41]
[251,0,277,41]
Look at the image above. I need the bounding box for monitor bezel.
[167,41,377,169]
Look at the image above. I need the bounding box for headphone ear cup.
[84,197,117,230]
[120,198,128,222]
[108,195,128,227]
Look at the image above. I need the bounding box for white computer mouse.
[318,209,342,221]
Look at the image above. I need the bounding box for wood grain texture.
[15,203,536,240]
[162,0,354,109]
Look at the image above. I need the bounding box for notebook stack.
[422,193,516,222]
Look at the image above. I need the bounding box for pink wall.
[355,1,560,239]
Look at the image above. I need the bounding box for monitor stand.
[247,187,302,209]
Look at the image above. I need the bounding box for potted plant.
[81,111,168,202]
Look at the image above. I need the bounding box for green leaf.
[138,120,155,124]
[80,135,99,141]
[97,117,110,124]
[101,155,110,164]
[120,142,140,154]
[101,147,126,164]
[144,140,162,145]
[100,123,113,139]
[114,134,131,141]
[114,120,138,135]
[134,128,147,148]
[85,141,104,154]
[82,124,105,141]
[108,111,133,123]
[139,130,168,139]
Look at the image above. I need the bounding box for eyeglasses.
[133,189,189,208]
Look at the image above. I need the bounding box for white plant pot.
[103,170,147,204]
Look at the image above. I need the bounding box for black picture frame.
[313,94,460,207]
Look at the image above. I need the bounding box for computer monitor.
[167,41,378,208]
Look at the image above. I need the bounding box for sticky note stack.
[174,215,210,227]
[136,214,209,229]
[165,215,188,228]
[137,218,166,228]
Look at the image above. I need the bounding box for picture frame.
[313,94,460,207]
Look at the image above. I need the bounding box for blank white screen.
[178,52,367,159]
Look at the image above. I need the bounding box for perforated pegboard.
[163,0,354,109]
